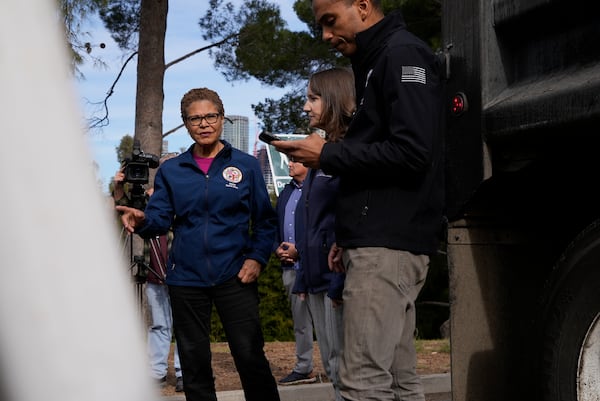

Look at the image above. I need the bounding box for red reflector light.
[451,92,468,116]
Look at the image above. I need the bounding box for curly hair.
[180,88,225,122]
[308,67,355,142]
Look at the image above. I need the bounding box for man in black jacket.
[273,1,444,400]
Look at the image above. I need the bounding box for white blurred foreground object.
[0,1,157,401]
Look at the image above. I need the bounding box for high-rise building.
[223,115,250,154]
[256,147,274,194]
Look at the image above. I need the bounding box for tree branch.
[162,123,184,138]
[88,35,237,133]
[88,50,138,129]
[164,34,238,70]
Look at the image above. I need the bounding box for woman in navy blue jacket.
[117,88,280,401]
[293,67,355,401]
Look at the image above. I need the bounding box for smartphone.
[259,131,283,144]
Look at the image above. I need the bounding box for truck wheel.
[539,220,600,401]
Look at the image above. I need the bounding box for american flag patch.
[401,66,426,84]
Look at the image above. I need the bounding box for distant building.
[256,147,274,194]
[223,115,250,154]
[161,140,179,160]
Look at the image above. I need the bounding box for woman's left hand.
[238,259,261,283]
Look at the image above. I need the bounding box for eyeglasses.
[186,113,222,126]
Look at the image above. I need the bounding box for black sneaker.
[278,371,317,385]
[175,377,184,392]
[154,376,166,386]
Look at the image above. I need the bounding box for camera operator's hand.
[113,169,125,184]
[112,169,127,202]
[115,205,145,234]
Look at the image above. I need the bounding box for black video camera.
[122,140,159,210]
[122,140,160,185]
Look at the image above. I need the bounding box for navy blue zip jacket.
[293,168,345,300]
[319,10,445,255]
[136,141,277,287]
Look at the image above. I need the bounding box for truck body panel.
[442,0,600,400]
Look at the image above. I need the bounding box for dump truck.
[442,0,600,400]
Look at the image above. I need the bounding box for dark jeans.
[169,277,280,401]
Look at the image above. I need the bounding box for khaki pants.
[340,247,429,401]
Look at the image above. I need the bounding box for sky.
[75,0,305,192]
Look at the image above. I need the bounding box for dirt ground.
[160,339,450,396]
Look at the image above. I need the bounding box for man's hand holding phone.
[271,132,326,169]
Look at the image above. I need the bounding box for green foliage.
[235,6,308,87]
[209,306,226,342]
[108,134,134,194]
[200,0,340,88]
[292,0,319,35]
[253,91,309,133]
[98,0,140,51]
[116,134,134,163]
[60,0,108,75]
[392,0,442,51]
[258,254,294,341]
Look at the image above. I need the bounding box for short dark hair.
[180,88,225,121]
[312,0,381,9]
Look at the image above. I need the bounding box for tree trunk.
[135,0,167,188]
[132,0,168,317]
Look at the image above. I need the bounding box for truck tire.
[539,219,600,401]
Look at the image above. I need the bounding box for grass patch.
[415,338,450,354]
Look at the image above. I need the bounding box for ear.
[356,0,372,21]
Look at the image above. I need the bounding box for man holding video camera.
[112,153,184,392]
